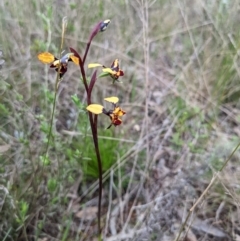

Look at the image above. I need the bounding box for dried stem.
[174,142,240,241]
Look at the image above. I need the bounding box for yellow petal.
[102,68,115,74]
[115,108,126,116]
[86,104,104,114]
[70,55,80,65]
[52,59,60,67]
[37,52,55,64]
[88,63,103,68]
[104,96,119,104]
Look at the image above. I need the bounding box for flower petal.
[60,53,70,64]
[102,68,115,75]
[118,70,124,77]
[70,55,80,65]
[113,107,126,116]
[70,47,83,65]
[86,104,104,114]
[88,63,103,68]
[112,118,122,126]
[38,52,55,64]
[104,96,119,104]
[50,59,61,68]
[111,59,119,70]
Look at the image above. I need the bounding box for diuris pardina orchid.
[37,52,79,78]
[88,59,124,83]
[86,97,126,129]
[37,18,123,239]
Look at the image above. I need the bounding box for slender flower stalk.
[83,19,110,64]
[69,20,108,237]
[43,18,68,161]
[73,20,126,239]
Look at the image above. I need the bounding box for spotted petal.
[113,107,126,116]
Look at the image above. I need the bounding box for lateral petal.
[104,96,119,104]
[37,52,55,64]
[88,63,103,68]
[86,104,104,114]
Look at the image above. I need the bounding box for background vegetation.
[1,0,240,240]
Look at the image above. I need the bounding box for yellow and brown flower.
[88,59,124,82]
[86,97,126,129]
[37,52,79,78]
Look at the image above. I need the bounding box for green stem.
[44,75,59,158]
[42,16,67,169]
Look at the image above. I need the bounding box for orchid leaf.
[88,70,97,99]
[99,72,110,78]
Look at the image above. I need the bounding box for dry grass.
[1,0,240,240]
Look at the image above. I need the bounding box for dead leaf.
[0,144,10,153]
[75,207,98,220]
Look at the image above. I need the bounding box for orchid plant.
[37,18,125,240]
